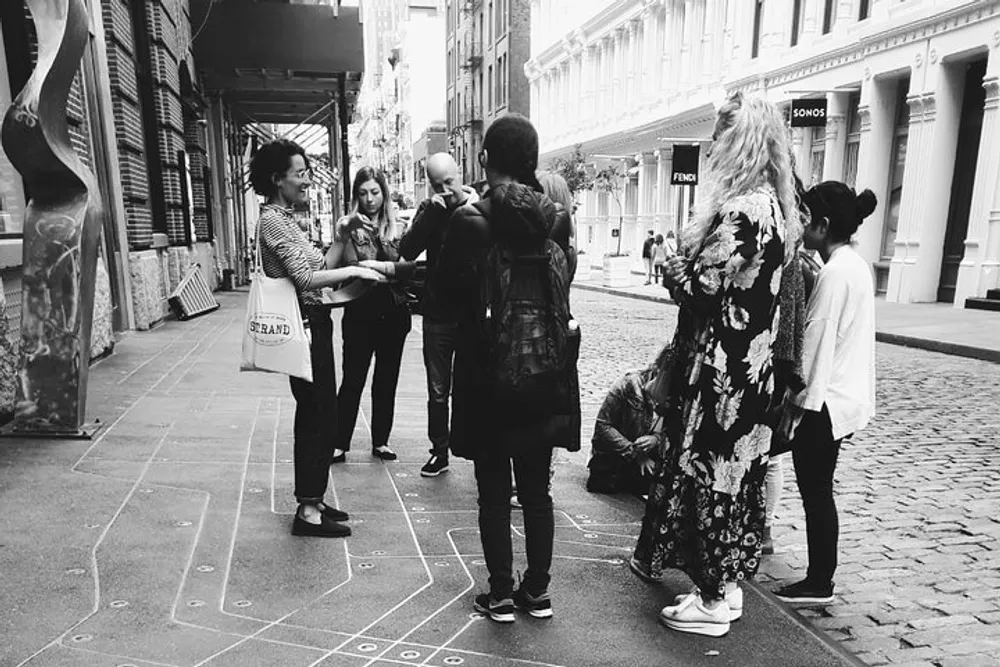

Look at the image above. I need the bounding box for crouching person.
[587,348,671,497]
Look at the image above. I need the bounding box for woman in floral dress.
[631,94,801,637]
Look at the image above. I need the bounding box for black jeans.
[422,319,458,456]
[337,306,411,451]
[288,306,338,504]
[792,406,843,587]
[474,444,554,597]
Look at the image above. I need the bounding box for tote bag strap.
[253,212,267,276]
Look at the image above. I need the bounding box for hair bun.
[856,189,877,220]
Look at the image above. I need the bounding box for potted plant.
[594,163,631,288]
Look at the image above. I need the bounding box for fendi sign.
[671,145,700,185]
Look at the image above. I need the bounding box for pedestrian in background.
[774,182,877,605]
[652,233,668,281]
[631,93,800,637]
[329,167,417,463]
[642,230,656,285]
[399,153,479,478]
[250,139,384,538]
[436,114,578,623]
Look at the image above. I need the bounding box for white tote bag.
[240,235,313,382]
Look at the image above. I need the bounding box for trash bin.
[222,269,234,291]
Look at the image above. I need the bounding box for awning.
[189,0,365,124]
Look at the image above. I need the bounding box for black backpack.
[481,237,579,416]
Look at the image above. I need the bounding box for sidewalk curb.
[572,282,675,305]
[573,283,1000,364]
[875,332,1000,364]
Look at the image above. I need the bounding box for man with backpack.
[435,114,579,623]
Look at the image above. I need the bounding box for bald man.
[399,153,479,478]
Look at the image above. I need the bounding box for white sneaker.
[660,592,731,637]
[674,586,743,621]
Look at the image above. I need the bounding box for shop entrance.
[938,58,987,303]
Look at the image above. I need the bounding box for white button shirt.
[793,245,876,440]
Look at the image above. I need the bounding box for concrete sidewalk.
[572,273,1000,363]
[0,291,860,667]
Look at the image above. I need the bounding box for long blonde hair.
[350,166,399,242]
[684,93,800,262]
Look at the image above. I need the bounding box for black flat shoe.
[331,452,346,464]
[318,503,349,522]
[372,446,397,461]
[292,514,351,538]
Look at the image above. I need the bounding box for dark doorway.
[938,58,987,303]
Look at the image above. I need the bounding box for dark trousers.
[288,307,337,504]
[422,319,458,456]
[792,406,843,587]
[337,307,411,451]
[474,445,554,597]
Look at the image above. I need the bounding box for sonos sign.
[791,98,828,128]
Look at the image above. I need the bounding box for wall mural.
[1,0,103,436]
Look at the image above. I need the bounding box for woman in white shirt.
[774,181,877,604]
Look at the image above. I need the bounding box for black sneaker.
[513,587,553,618]
[774,579,835,604]
[421,454,449,477]
[473,593,515,623]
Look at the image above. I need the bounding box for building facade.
[353,0,446,201]
[527,0,1000,308]
[0,0,362,424]
[445,0,531,185]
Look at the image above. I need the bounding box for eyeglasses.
[292,169,312,180]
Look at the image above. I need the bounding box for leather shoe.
[292,514,351,538]
[318,503,349,522]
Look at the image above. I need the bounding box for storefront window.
[810,127,826,186]
[0,27,26,237]
[843,92,861,187]
[881,78,911,262]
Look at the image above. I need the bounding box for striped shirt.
[256,203,325,306]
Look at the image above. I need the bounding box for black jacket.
[398,186,479,321]
[435,183,579,459]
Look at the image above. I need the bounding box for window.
[843,92,862,187]
[810,126,826,186]
[859,0,870,20]
[488,1,493,43]
[751,0,764,59]
[488,65,493,112]
[0,31,26,237]
[822,0,835,34]
[791,0,803,47]
[881,78,911,264]
[496,56,503,107]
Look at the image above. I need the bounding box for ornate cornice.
[857,105,872,133]
[728,0,1000,92]
[983,75,1000,112]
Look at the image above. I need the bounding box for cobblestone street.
[567,287,1000,667]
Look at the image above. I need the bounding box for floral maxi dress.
[633,186,786,600]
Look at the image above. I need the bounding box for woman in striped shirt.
[251,139,384,539]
